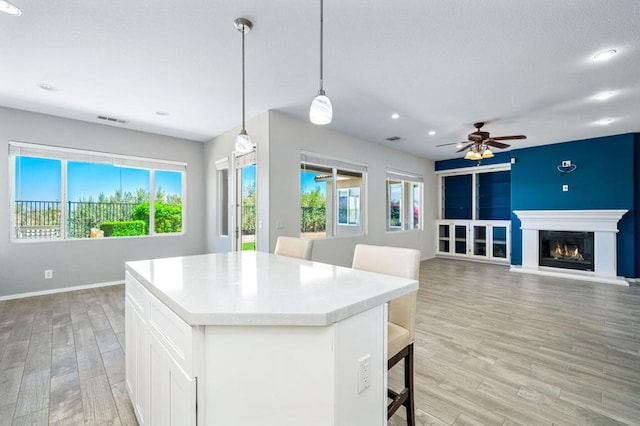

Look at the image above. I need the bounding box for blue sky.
[300,170,326,194]
[15,156,182,201]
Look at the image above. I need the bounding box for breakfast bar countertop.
[125,251,418,327]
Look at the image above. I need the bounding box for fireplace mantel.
[512,209,628,285]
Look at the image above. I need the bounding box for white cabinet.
[436,220,510,263]
[125,272,197,426]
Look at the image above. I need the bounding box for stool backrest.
[274,236,314,260]
[352,244,420,342]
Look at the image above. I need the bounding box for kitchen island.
[124,251,418,426]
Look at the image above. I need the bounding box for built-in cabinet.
[436,220,511,263]
[437,164,511,264]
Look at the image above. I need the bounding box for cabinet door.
[125,295,149,425]
[454,225,468,254]
[437,224,451,254]
[473,225,487,257]
[491,225,508,260]
[167,355,196,425]
[148,331,170,426]
[148,329,196,426]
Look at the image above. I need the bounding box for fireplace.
[512,210,628,286]
[539,230,594,271]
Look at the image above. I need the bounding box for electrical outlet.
[357,354,371,393]
[562,160,571,167]
[563,185,569,192]
[44,269,53,279]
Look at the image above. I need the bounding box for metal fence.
[14,200,139,239]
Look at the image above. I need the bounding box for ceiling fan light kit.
[234,17,254,153]
[309,0,333,125]
[454,122,526,163]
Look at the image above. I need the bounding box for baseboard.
[0,280,124,301]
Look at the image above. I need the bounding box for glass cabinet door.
[438,224,450,253]
[492,226,508,259]
[473,226,487,256]
[454,225,467,254]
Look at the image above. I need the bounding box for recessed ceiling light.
[391,113,400,120]
[38,83,58,92]
[428,130,436,136]
[156,111,169,116]
[593,49,617,61]
[593,91,615,101]
[0,0,21,16]
[594,118,614,125]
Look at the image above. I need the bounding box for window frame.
[386,169,424,232]
[9,141,187,242]
[300,152,367,239]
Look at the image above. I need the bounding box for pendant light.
[309,0,332,125]
[0,0,22,15]
[234,18,253,153]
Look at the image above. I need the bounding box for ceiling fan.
[437,122,526,161]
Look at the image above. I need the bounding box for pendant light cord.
[319,0,324,92]
[242,26,246,131]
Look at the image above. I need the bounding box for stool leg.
[404,343,415,426]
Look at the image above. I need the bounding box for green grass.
[242,242,255,251]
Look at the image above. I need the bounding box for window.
[215,157,229,236]
[10,142,186,241]
[386,170,423,232]
[300,153,366,238]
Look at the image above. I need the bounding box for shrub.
[99,220,146,237]
[133,202,182,234]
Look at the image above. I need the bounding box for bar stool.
[274,236,314,260]
[352,244,420,426]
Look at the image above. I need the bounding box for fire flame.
[552,242,584,261]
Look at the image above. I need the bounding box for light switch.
[276,219,284,229]
[563,184,569,192]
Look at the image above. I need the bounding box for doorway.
[234,152,256,251]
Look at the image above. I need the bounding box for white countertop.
[125,251,418,326]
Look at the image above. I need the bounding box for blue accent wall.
[435,133,639,278]
[511,133,635,277]
[636,133,640,277]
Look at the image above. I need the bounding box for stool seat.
[352,244,420,426]
[388,322,411,361]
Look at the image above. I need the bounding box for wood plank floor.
[2,258,639,425]
[389,258,640,426]
[0,285,136,425]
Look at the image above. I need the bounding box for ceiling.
[1,1,638,161]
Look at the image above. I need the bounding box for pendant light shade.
[309,0,332,125]
[0,0,22,16]
[234,18,254,153]
[310,90,333,125]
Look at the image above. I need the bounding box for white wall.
[204,112,270,253]
[268,111,436,266]
[0,107,206,298]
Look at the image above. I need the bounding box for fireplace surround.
[512,210,628,285]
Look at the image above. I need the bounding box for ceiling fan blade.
[435,141,463,147]
[456,143,474,152]
[486,140,511,149]
[491,135,526,141]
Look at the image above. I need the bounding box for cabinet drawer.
[126,272,149,315]
[148,296,193,375]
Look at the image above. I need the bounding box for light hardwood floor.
[1,258,639,425]
[390,258,640,425]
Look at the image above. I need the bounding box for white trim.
[510,265,629,286]
[435,162,511,176]
[9,140,186,171]
[0,280,123,301]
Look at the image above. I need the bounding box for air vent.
[97,115,128,124]
[386,136,402,142]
